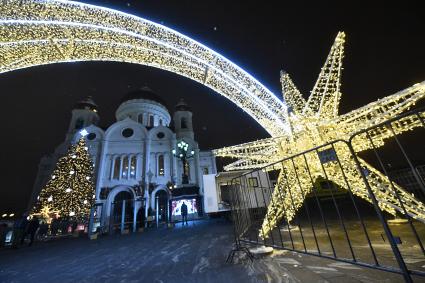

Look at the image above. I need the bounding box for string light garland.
[214,32,425,239]
[0,0,289,137]
[33,138,95,221]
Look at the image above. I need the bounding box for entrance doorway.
[111,191,134,232]
[157,190,169,224]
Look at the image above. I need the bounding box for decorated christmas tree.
[34,138,95,221]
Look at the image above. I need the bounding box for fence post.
[133,200,137,233]
[88,206,94,238]
[156,196,159,228]
[121,200,126,234]
[346,142,412,283]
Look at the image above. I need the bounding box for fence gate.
[227,108,425,282]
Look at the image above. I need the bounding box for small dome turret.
[74,96,98,112]
[175,98,191,112]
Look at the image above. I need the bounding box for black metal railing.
[227,108,425,282]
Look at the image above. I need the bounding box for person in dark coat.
[12,213,28,248]
[181,202,188,225]
[26,217,40,246]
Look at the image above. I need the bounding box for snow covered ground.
[0,219,414,282]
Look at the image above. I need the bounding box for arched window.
[130,156,137,179]
[122,156,129,179]
[158,155,165,176]
[113,156,121,179]
[202,167,209,175]
[75,118,84,129]
[149,115,154,127]
[181,117,187,129]
[138,114,144,124]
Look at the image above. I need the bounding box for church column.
[127,155,132,179]
[136,153,141,180]
[194,148,202,191]
[119,155,124,180]
[95,141,106,199]
[144,140,150,224]
[110,155,115,180]
[172,138,178,184]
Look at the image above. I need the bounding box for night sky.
[1,1,424,214]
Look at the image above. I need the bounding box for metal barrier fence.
[109,199,146,234]
[227,108,425,282]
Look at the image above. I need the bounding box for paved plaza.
[0,219,418,282]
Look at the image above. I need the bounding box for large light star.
[214,32,425,239]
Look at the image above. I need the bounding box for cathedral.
[31,87,217,228]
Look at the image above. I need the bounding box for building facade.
[31,87,217,227]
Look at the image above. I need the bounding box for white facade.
[31,88,217,225]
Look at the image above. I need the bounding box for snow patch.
[328,262,362,270]
[274,258,301,265]
[192,257,210,274]
[306,266,338,272]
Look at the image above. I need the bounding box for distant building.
[31,87,217,226]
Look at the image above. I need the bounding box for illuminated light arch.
[0,0,289,136]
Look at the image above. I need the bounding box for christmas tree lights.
[33,138,95,221]
[214,32,425,239]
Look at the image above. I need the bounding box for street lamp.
[173,140,195,184]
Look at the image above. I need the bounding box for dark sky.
[1,1,424,214]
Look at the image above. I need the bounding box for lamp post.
[172,140,195,185]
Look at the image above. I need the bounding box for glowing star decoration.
[0,0,289,137]
[80,129,89,137]
[214,32,425,239]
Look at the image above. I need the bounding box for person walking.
[12,213,28,248]
[26,217,40,246]
[181,202,188,225]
